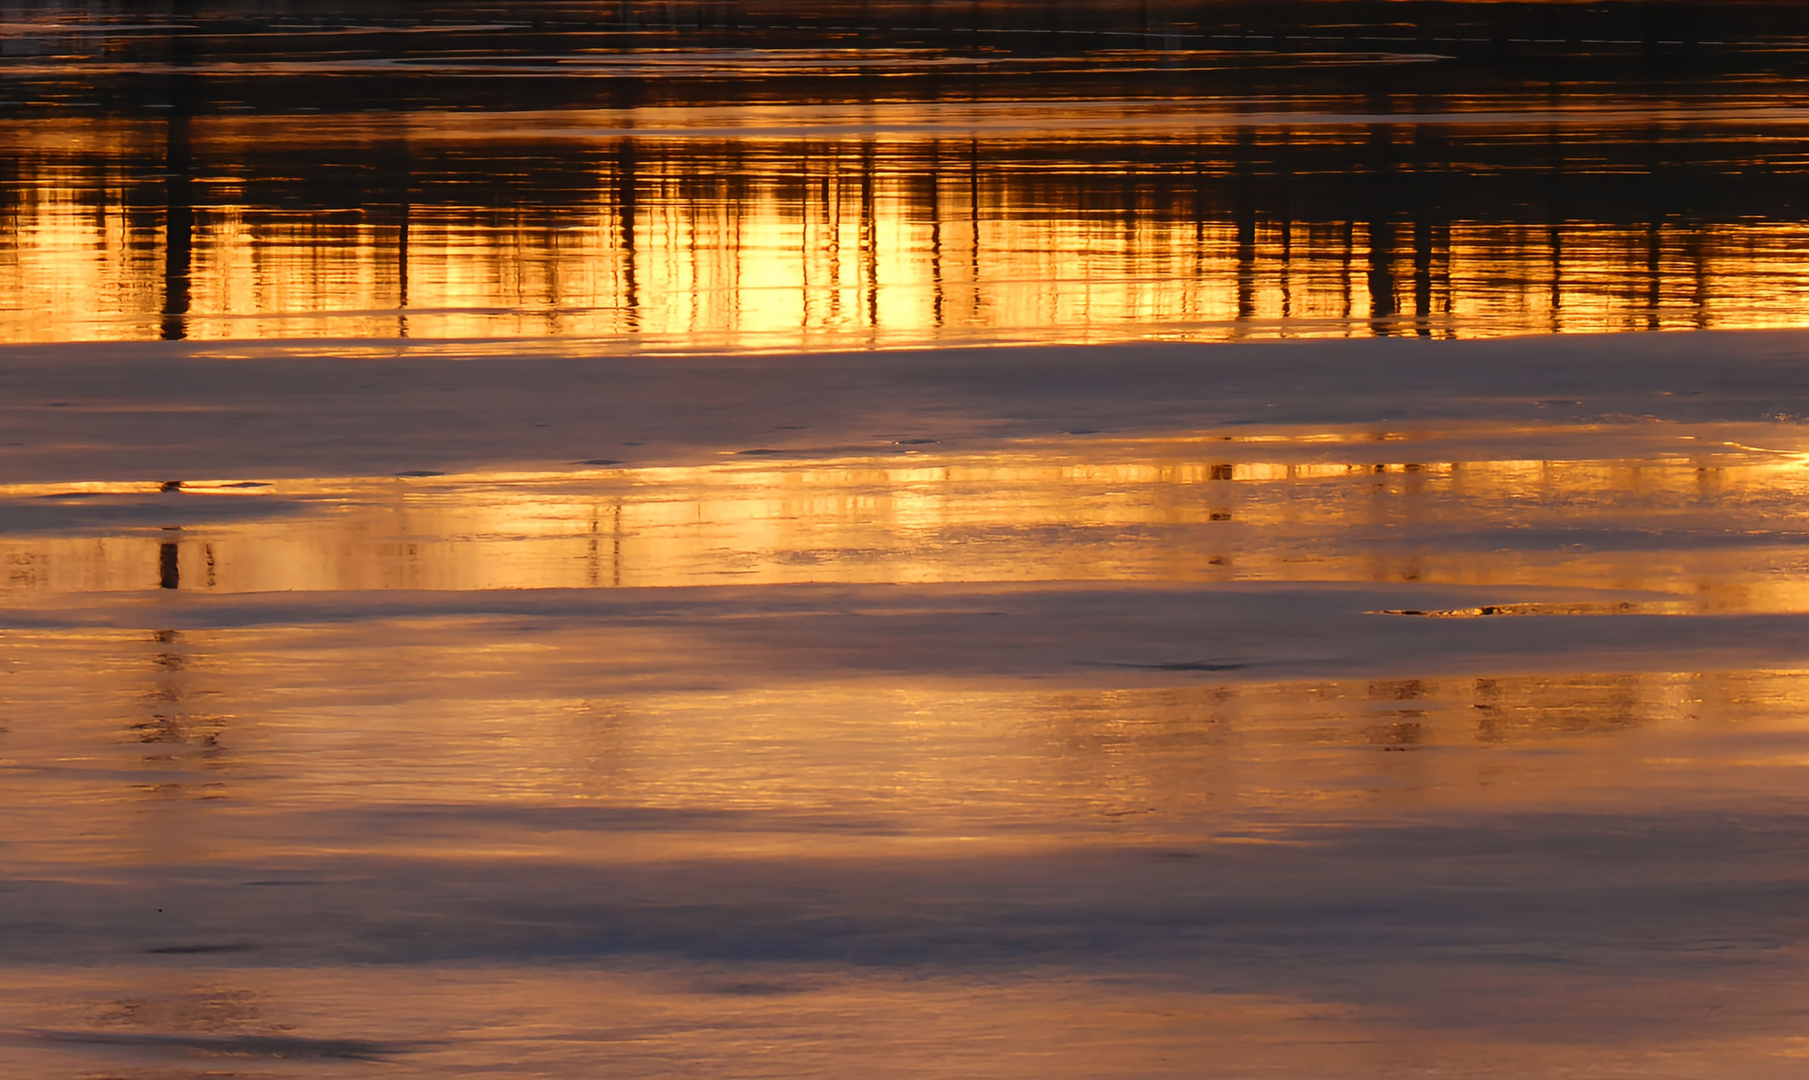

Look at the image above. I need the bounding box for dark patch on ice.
[1106,660,1247,672]
[578,458,622,466]
[893,438,939,445]
[736,448,782,456]
[393,470,444,477]
[702,980,810,996]
[145,942,255,954]
[29,1029,398,1060]
[158,480,183,492]
[1375,602,1648,618]
[1061,428,1101,435]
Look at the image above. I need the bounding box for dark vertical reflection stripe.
[158,539,180,590]
[615,138,640,333]
[159,13,196,343]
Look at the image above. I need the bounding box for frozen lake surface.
[8,0,1809,1074]
[5,330,1809,1076]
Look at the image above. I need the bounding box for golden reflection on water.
[9,112,1809,347]
[6,429,1809,609]
[8,573,1809,1071]
[5,612,1805,868]
[14,10,1809,1076]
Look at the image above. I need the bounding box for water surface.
[10,0,1809,347]
[8,4,1809,1077]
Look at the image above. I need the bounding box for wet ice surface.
[14,600,1809,1078]
[4,331,1809,1076]
[12,0,1809,1069]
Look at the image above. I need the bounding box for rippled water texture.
[10,3,1809,1078]
[9,0,1809,346]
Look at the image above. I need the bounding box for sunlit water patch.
[7,0,1809,349]
[5,425,1809,610]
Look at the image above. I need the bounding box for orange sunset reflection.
[14,4,1809,1073]
[8,112,1809,348]
[5,428,1809,609]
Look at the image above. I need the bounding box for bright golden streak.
[4,431,1809,607]
[9,116,1809,346]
